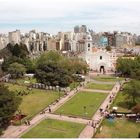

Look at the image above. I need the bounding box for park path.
[81,89,110,93]
[79,82,122,138]
[1,83,86,138]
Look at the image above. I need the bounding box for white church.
[81,34,117,73]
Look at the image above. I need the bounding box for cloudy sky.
[0,0,140,34]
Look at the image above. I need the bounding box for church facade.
[81,34,117,73]
[85,49,116,73]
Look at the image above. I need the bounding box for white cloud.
[0,0,140,34]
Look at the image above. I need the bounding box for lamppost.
[83,106,87,118]
[56,85,60,100]
[116,77,121,85]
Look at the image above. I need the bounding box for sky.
[0,0,140,34]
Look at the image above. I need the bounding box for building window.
[88,48,90,51]
[88,43,90,47]
[100,56,102,60]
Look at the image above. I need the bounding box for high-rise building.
[79,25,87,33]
[9,30,21,44]
[74,25,79,33]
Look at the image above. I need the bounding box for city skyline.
[0,0,140,34]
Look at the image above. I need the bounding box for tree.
[116,56,140,78]
[58,58,88,75]
[0,83,21,135]
[132,104,140,114]
[7,43,29,58]
[35,62,72,87]
[35,51,88,87]
[8,62,26,79]
[36,51,63,66]
[116,57,134,77]
[124,80,140,106]
[105,46,111,51]
[19,58,36,73]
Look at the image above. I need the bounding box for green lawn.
[95,119,140,138]
[6,83,63,120]
[55,91,108,119]
[21,118,85,138]
[92,76,124,82]
[86,83,114,90]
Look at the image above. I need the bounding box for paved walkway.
[79,82,122,138]
[81,88,110,93]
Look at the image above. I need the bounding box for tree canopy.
[105,46,111,51]
[35,51,88,87]
[124,80,140,106]
[0,83,21,135]
[116,56,140,79]
[7,43,29,58]
[8,62,26,79]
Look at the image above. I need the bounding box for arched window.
[88,43,90,47]
[100,56,102,60]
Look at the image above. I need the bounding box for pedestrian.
[24,121,27,125]
[99,108,103,112]
[106,105,108,109]
[91,121,94,127]
[88,121,91,125]
[99,126,103,132]
[27,120,30,125]
[49,108,51,113]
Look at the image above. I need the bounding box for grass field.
[92,76,124,82]
[21,119,85,138]
[6,83,63,120]
[86,83,114,90]
[95,119,140,138]
[55,91,108,119]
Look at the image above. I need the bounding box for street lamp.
[116,77,121,85]
[83,106,87,118]
[56,85,60,100]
